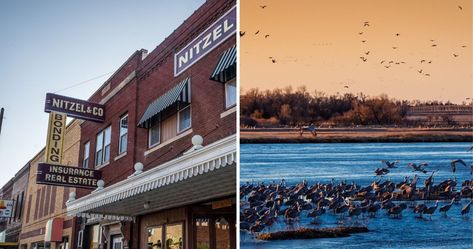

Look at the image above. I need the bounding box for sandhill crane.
[439,199,455,216]
[461,200,472,216]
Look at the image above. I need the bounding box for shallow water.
[240,142,473,249]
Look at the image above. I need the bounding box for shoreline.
[240,127,473,143]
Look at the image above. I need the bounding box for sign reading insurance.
[37,163,102,189]
[45,93,105,122]
[174,5,236,76]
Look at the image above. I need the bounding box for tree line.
[240,86,471,127]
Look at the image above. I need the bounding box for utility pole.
[0,107,3,135]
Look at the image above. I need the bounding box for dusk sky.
[241,0,472,103]
[0,0,205,186]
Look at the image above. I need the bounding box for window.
[95,126,111,167]
[83,142,90,168]
[165,223,183,249]
[149,120,161,148]
[225,80,236,108]
[178,106,191,132]
[147,226,163,249]
[119,115,128,154]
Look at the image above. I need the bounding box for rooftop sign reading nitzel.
[45,93,105,122]
[36,163,102,189]
[174,5,236,76]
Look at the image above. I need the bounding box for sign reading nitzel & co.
[36,163,102,189]
[45,93,105,122]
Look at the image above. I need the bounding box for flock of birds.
[240,145,473,237]
[240,3,469,93]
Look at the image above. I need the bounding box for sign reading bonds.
[45,93,105,122]
[0,200,14,218]
[45,112,67,164]
[36,163,102,189]
[174,5,236,76]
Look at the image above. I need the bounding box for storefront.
[67,0,236,248]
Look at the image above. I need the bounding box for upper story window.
[148,105,192,149]
[178,105,192,132]
[149,119,161,148]
[83,141,90,168]
[225,80,236,108]
[95,126,111,167]
[119,114,128,154]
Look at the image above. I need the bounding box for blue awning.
[137,78,191,128]
[210,45,236,83]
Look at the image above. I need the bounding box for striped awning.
[138,78,191,128]
[210,45,236,83]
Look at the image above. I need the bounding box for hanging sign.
[36,163,102,189]
[45,112,67,164]
[174,5,236,76]
[45,93,105,122]
[0,200,14,218]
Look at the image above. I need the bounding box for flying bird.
[360,57,367,62]
[240,31,246,37]
[424,74,430,76]
[428,61,432,64]
[461,45,467,48]
[392,47,397,49]
[260,5,267,9]
[363,21,370,27]
[361,40,367,43]
[420,60,426,63]
[418,69,423,74]
[265,35,270,38]
[365,51,370,55]
[431,44,437,47]
[358,32,364,35]
[380,60,385,64]
[453,54,459,57]
[458,5,463,10]
[271,59,277,63]
[384,65,391,68]
[451,159,467,173]
[344,85,349,88]
[395,33,400,36]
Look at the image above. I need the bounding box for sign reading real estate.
[45,112,67,164]
[36,163,102,189]
[45,93,105,122]
[0,200,14,218]
[174,5,236,76]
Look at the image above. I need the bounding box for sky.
[0,0,205,187]
[240,0,472,103]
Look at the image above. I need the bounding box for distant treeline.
[240,86,471,127]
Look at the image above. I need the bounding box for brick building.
[19,119,81,249]
[66,0,237,248]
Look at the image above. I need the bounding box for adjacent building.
[19,120,81,249]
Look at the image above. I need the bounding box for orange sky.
[240,0,472,103]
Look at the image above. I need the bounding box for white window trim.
[177,105,192,133]
[225,80,236,109]
[118,114,128,155]
[148,118,161,148]
[220,106,236,118]
[144,128,193,156]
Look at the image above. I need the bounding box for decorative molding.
[66,134,236,219]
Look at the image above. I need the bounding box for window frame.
[148,118,161,148]
[118,114,128,155]
[83,141,90,169]
[225,79,236,109]
[95,126,111,168]
[177,105,192,133]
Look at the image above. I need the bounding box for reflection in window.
[90,224,100,249]
[195,218,210,249]
[215,217,230,249]
[178,106,191,132]
[225,80,236,108]
[166,223,183,249]
[148,226,163,249]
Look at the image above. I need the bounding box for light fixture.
[143,201,150,209]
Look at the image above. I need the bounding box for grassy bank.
[240,128,473,143]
